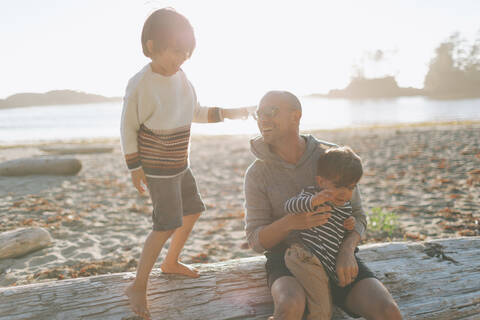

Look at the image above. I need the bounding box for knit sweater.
[120,64,223,177]
[285,185,353,284]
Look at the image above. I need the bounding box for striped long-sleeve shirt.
[284,185,352,284]
[120,64,223,177]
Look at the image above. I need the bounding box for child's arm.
[285,187,332,215]
[222,106,257,120]
[343,216,356,231]
[284,191,315,215]
[193,105,254,123]
[120,83,148,194]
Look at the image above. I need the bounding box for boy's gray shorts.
[146,168,206,231]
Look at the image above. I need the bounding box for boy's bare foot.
[160,261,200,278]
[125,282,151,320]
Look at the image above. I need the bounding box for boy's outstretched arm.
[222,106,256,120]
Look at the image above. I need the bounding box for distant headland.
[310,32,480,100]
[310,76,424,99]
[308,75,480,100]
[0,90,122,109]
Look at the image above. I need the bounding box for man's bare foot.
[160,261,200,278]
[125,282,151,320]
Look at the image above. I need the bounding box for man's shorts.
[146,168,206,231]
[265,243,377,318]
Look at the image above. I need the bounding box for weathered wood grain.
[0,237,478,320]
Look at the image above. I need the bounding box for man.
[244,90,402,319]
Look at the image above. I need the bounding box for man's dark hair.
[141,8,196,58]
[316,146,363,187]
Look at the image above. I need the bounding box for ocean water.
[1,96,479,144]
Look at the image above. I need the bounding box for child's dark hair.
[316,146,363,187]
[141,8,196,58]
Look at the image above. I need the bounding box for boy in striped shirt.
[284,146,363,317]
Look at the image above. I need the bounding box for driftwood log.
[40,145,114,155]
[0,156,81,176]
[0,237,479,320]
[0,228,53,259]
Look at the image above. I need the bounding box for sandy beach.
[1,122,479,287]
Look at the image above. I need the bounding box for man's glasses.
[253,106,280,121]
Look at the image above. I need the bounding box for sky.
[1,0,479,106]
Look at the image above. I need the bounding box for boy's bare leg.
[161,212,201,278]
[125,229,175,320]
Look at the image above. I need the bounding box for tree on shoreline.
[324,31,480,99]
[424,31,480,98]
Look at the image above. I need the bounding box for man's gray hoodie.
[244,134,367,253]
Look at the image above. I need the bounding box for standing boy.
[120,8,250,319]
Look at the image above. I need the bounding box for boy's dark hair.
[141,8,196,58]
[316,146,363,187]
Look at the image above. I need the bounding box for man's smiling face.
[256,92,301,146]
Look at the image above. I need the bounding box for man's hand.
[130,168,147,194]
[286,205,332,230]
[343,216,356,231]
[336,232,361,287]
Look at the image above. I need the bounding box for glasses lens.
[255,107,278,120]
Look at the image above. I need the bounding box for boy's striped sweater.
[120,64,223,177]
[284,185,353,284]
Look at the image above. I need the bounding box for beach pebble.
[0,228,53,259]
[0,156,82,176]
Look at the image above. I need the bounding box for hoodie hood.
[250,134,323,169]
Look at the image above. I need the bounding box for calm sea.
[1,96,479,144]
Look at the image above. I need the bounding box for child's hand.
[246,105,257,118]
[222,106,255,120]
[311,189,335,208]
[343,216,356,230]
[130,168,147,194]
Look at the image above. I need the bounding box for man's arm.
[350,186,367,239]
[244,164,275,253]
[244,166,332,252]
[336,186,366,287]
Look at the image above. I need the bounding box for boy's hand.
[222,106,255,120]
[311,189,335,207]
[343,216,356,230]
[130,168,147,194]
